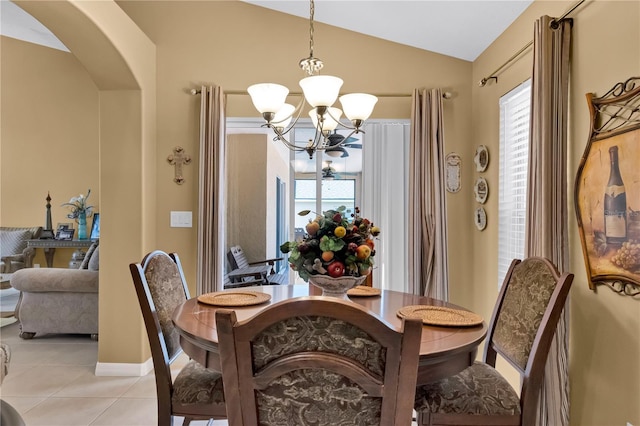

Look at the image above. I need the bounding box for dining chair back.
[414,256,574,426]
[216,296,423,426]
[129,250,226,426]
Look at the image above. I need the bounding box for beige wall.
[472,1,640,424]
[0,37,100,268]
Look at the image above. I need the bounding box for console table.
[27,239,95,268]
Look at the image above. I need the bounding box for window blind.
[498,79,531,287]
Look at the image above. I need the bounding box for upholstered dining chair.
[215,296,423,426]
[129,250,226,426]
[414,256,574,426]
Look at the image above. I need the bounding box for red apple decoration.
[326,261,345,278]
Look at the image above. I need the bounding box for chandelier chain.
[309,0,315,59]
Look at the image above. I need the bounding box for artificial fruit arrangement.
[280,206,380,282]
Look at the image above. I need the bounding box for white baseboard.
[95,357,153,376]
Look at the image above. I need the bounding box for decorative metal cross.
[167,146,191,185]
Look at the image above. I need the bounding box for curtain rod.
[190,89,452,99]
[478,0,586,87]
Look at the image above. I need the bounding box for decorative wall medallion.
[474,145,489,172]
[474,177,488,204]
[445,153,462,193]
[474,207,487,231]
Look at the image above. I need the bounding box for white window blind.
[498,79,531,287]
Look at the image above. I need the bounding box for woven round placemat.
[197,291,271,307]
[396,305,483,327]
[347,286,382,297]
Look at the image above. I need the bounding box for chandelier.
[247,0,378,159]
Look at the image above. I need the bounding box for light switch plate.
[170,211,192,228]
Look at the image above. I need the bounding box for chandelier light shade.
[247,0,377,159]
[299,75,343,108]
[247,83,288,117]
[339,93,378,122]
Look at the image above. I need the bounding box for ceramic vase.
[77,211,88,240]
[308,275,367,299]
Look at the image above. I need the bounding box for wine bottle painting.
[576,134,640,283]
[575,77,640,294]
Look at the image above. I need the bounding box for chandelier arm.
[324,108,360,132]
[275,96,307,138]
[270,127,306,151]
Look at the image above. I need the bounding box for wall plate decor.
[474,145,489,172]
[474,177,488,204]
[474,207,487,231]
[574,77,640,297]
[445,153,462,193]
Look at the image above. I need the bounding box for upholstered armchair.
[10,241,99,339]
[0,226,42,273]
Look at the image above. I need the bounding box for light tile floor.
[0,321,227,426]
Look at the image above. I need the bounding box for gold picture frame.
[574,77,640,296]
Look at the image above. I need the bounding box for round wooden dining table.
[172,284,487,385]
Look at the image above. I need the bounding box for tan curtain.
[408,88,449,299]
[525,16,572,426]
[196,85,226,295]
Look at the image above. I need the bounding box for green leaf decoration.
[297,210,311,216]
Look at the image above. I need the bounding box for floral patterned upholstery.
[251,316,385,424]
[414,361,521,416]
[256,369,382,425]
[144,254,186,359]
[493,258,556,370]
[253,315,386,374]
[172,360,225,407]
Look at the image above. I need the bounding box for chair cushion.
[0,229,31,257]
[172,360,225,406]
[414,361,521,416]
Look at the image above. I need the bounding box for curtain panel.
[361,121,410,293]
[197,85,226,295]
[408,88,449,299]
[525,16,572,426]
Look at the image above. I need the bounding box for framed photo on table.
[90,213,100,240]
[56,228,75,241]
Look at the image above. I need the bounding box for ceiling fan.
[324,131,362,158]
[322,161,339,180]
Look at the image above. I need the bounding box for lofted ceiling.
[240,0,534,61]
[2,0,534,60]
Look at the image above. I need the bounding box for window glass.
[498,79,531,286]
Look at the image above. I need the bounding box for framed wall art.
[474,177,488,204]
[474,207,487,231]
[445,153,461,193]
[474,145,489,172]
[574,77,640,297]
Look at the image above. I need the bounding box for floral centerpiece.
[280,207,380,289]
[61,189,94,239]
[62,189,94,220]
